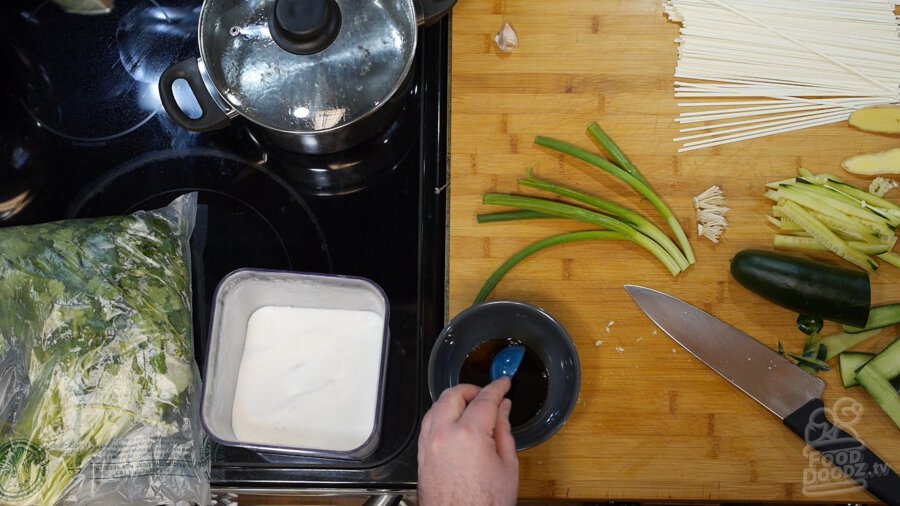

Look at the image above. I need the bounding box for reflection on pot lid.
[199,0,417,134]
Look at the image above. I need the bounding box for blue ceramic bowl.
[427,300,581,451]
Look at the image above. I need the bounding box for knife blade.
[625,285,899,506]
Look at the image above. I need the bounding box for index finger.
[459,377,511,431]
[423,383,482,429]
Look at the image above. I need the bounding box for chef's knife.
[625,285,900,506]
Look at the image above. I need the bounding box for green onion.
[483,193,683,276]
[473,230,626,304]
[517,175,690,271]
[476,210,556,223]
[534,135,695,265]
[586,122,649,185]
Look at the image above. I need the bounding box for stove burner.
[1,0,450,486]
[8,0,198,143]
[0,97,47,221]
[260,75,421,196]
[66,148,334,366]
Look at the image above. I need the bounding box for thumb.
[494,398,518,465]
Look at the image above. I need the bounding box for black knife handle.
[784,398,900,506]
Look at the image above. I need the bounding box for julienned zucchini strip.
[482,194,683,276]
[773,235,892,255]
[821,328,882,360]
[517,175,690,271]
[843,303,900,334]
[774,186,895,239]
[777,200,878,272]
[780,184,896,234]
[791,170,900,220]
[856,365,900,429]
[841,338,900,428]
[534,135,695,265]
[767,215,874,243]
[771,204,883,243]
[766,170,900,270]
[472,230,626,304]
[878,251,900,268]
[840,352,874,387]
[867,338,900,382]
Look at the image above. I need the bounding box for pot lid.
[198,0,417,133]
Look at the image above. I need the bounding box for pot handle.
[158,58,231,132]
[416,0,457,26]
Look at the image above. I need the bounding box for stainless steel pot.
[158,0,456,154]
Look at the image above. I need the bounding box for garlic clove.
[495,21,518,53]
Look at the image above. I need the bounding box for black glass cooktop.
[1,0,448,490]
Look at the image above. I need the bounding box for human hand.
[417,377,518,506]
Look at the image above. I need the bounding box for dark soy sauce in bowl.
[458,338,549,426]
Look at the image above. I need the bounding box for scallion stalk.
[517,175,690,271]
[476,210,556,223]
[534,135,695,265]
[483,193,683,276]
[586,122,649,185]
[473,230,626,304]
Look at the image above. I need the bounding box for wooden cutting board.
[448,0,900,502]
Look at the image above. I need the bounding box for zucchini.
[839,352,874,387]
[796,314,823,336]
[773,235,892,255]
[867,337,900,382]
[843,303,900,334]
[777,201,879,272]
[822,328,882,360]
[845,338,900,427]
[730,249,871,327]
[766,171,900,271]
[855,364,900,428]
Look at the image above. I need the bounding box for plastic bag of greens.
[0,193,209,505]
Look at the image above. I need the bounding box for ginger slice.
[849,106,900,135]
[843,148,900,176]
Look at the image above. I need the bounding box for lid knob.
[269,0,341,55]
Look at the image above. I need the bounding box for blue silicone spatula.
[489,345,525,381]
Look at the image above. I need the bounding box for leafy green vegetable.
[0,194,198,505]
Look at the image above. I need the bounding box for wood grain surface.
[447,0,900,502]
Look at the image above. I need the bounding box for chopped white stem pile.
[693,185,729,243]
[663,0,900,152]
